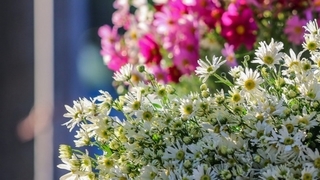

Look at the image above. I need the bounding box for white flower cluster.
[58,20,320,180]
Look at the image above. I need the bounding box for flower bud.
[288,90,297,98]
[59,144,72,159]
[201,90,210,98]
[137,65,145,72]
[183,136,192,145]
[291,104,299,111]
[253,154,261,163]
[200,83,207,91]
[183,160,192,169]
[166,85,175,94]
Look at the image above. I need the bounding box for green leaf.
[152,103,162,109]
[100,144,112,157]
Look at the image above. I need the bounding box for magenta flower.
[98,25,128,71]
[172,15,200,75]
[221,43,237,67]
[147,65,169,84]
[111,0,131,29]
[138,33,162,66]
[98,25,119,49]
[221,3,258,50]
[284,15,307,45]
[102,51,128,72]
[167,65,183,83]
[173,46,199,75]
[187,0,224,28]
[153,6,181,35]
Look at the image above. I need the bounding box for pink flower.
[100,46,129,71]
[98,25,128,71]
[147,65,169,83]
[284,15,307,45]
[221,43,237,67]
[187,0,224,28]
[173,45,199,74]
[220,3,258,50]
[138,33,162,66]
[167,66,183,83]
[172,15,200,75]
[112,8,131,29]
[153,6,181,35]
[98,25,119,49]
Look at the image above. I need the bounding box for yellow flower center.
[142,111,153,121]
[103,158,114,168]
[200,175,210,180]
[307,91,316,99]
[314,157,320,168]
[150,172,157,179]
[298,117,309,126]
[207,66,213,72]
[285,124,294,133]
[263,56,274,65]
[257,130,264,139]
[307,41,317,51]
[236,25,245,35]
[294,26,302,34]
[283,137,294,145]
[131,74,140,84]
[232,93,241,102]
[132,101,141,110]
[244,79,256,90]
[302,173,312,180]
[176,150,185,160]
[183,104,193,115]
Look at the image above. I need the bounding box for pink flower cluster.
[98,0,320,83]
[251,0,320,45]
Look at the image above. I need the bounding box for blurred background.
[0,0,116,179]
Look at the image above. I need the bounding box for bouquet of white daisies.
[58,19,320,180]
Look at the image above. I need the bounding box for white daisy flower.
[139,165,159,180]
[259,165,278,180]
[163,141,188,162]
[123,92,142,114]
[274,165,291,179]
[57,154,81,180]
[248,121,273,146]
[236,67,264,97]
[193,164,217,180]
[78,150,93,172]
[63,99,86,131]
[74,124,91,147]
[228,87,245,105]
[303,19,320,36]
[303,33,320,52]
[290,106,317,130]
[179,98,198,119]
[301,164,318,180]
[282,48,304,74]
[306,148,320,169]
[252,38,284,68]
[229,65,244,79]
[195,55,226,83]
[310,51,320,69]
[298,76,320,101]
[95,90,113,115]
[113,63,133,82]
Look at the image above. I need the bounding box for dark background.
[0,0,115,179]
